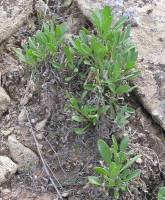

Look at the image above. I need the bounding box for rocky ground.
[0,0,164,200]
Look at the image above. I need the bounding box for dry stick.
[25,108,63,200]
[44,135,67,177]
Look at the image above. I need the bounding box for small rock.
[124,7,140,27]
[18,109,27,123]
[36,0,50,15]
[62,191,70,198]
[1,127,14,136]
[1,188,11,194]
[0,156,17,185]
[136,157,143,164]
[36,133,43,140]
[8,135,39,172]
[0,87,10,118]
[35,119,47,131]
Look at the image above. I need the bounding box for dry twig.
[25,108,63,200]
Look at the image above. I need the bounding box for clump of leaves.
[88,136,141,199]
[70,96,109,134]
[158,187,165,200]
[15,21,66,68]
[66,6,139,131]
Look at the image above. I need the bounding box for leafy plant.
[15,21,66,68]
[66,6,139,130]
[158,187,165,200]
[114,105,135,128]
[88,136,141,199]
[70,96,109,134]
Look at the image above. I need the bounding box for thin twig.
[25,108,63,200]
[46,162,63,189]
[44,135,67,177]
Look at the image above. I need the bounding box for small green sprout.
[88,136,141,199]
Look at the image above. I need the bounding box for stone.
[18,109,27,123]
[35,119,47,131]
[36,133,43,140]
[0,87,10,118]
[8,135,39,172]
[0,0,49,44]
[62,191,70,198]
[0,156,18,185]
[1,188,11,195]
[35,0,50,16]
[1,127,14,136]
[75,0,165,130]
[0,0,33,44]
[136,157,143,164]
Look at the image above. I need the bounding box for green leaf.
[118,151,127,163]
[55,23,66,41]
[109,162,121,178]
[70,97,79,108]
[64,46,74,63]
[72,115,85,122]
[14,48,27,63]
[74,126,89,135]
[95,167,110,177]
[123,169,141,182]
[88,176,101,186]
[158,187,165,200]
[51,61,61,69]
[121,155,139,172]
[112,62,121,81]
[91,6,113,36]
[65,76,73,82]
[97,105,110,115]
[115,85,132,94]
[120,136,129,152]
[83,83,96,91]
[97,139,112,165]
[113,16,128,31]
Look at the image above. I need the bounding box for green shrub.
[70,96,109,134]
[15,6,139,134]
[15,21,66,68]
[158,187,165,200]
[88,136,141,199]
[67,6,139,131]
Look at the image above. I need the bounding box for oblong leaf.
[115,85,132,94]
[72,115,85,122]
[97,139,112,165]
[95,167,111,177]
[158,187,165,200]
[88,176,101,186]
[120,155,139,172]
[120,136,129,152]
[123,169,141,182]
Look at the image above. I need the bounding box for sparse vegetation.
[16,6,139,133]
[15,21,66,68]
[15,5,143,199]
[158,187,165,200]
[88,136,141,199]
[67,6,139,133]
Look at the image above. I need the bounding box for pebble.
[36,133,43,140]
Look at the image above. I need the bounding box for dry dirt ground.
[0,0,164,200]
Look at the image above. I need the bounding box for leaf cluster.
[88,136,141,199]
[70,96,109,134]
[66,6,139,132]
[158,187,165,200]
[15,22,66,67]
